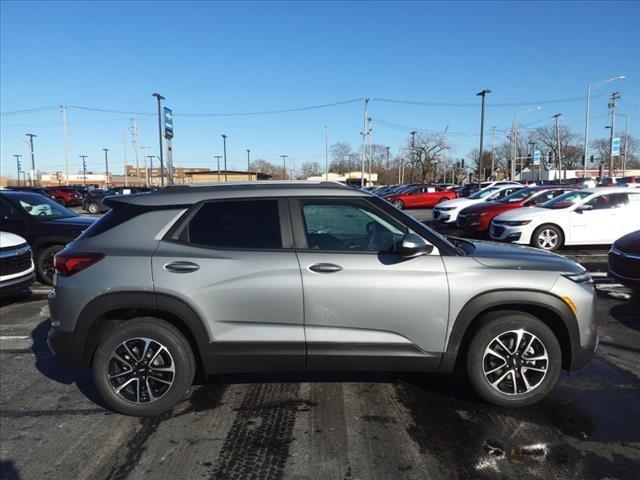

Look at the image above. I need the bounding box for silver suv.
[48,182,598,416]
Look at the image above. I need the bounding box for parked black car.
[608,230,640,296]
[82,186,153,214]
[0,190,96,284]
[4,186,58,202]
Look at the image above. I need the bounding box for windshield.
[468,187,499,200]
[540,191,591,209]
[11,192,76,219]
[499,187,535,203]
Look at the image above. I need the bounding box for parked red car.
[387,185,457,209]
[456,186,576,233]
[49,187,83,206]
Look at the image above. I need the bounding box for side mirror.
[399,233,434,257]
[575,204,593,213]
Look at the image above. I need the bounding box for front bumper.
[0,272,35,297]
[489,223,528,243]
[570,329,599,372]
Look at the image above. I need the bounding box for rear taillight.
[54,252,105,277]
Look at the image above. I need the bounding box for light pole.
[552,114,562,180]
[147,156,155,185]
[152,92,165,187]
[476,89,491,185]
[608,92,621,176]
[246,149,251,180]
[360,98,369,187]
[280,155,288,180]
[13,154,22,186]
[214,155,222,181]
[583,75,625,177]
[102,148,110,188]
[619,113,630,176]
[60,105,69,184]
[26,133,37,186]
[385,147,390,184]
[80,155,88,186]
[512,106,541,180]
[410,131,417,184]
[221,135,228,181]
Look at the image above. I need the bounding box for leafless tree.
[299,161,322,178]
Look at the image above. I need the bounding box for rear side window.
[184,200,282,249]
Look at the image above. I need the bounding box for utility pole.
[410,131,417,184]
[131,118,140,183]
[60,106,69,184]
[608,92,621,176]
[367,118,372,185]
[442,125,449,183]
[214,155,222,181]
[246,149,251,180]
[26,133,37,186]
[552,114,562,180]
[140,145,150,186]
[280,155,288,180]
[385,147,390,183]
[152,93,165,187]
[490,126,496,180]
[360,98,369,187]
[148,156,155,185]
[476,89,491,186]
[222,135,228,181]
[102,148,110,188]
[325,126,329,181]
[123,129,128,187]
[80,155,88,187]
[13,154,22,186]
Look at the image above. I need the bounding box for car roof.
[105,181,367,207]
[579,187,639,194]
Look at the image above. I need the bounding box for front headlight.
[438,206,456,211]
[504,220,531,226]
[563,272,593,284]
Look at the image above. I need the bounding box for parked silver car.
[48,182,598,416]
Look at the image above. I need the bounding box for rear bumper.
[47,325,84,368]
[0,272,35,296]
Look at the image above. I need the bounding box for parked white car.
[489,187,640,251]
[0,231,35,297]
[433,185,524,223]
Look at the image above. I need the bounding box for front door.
[569,193,627,244]
[152,198,305,372]
[291,198,449,372]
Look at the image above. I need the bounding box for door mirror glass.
[399,233,433,256]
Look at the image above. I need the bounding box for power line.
[373,94,607,108]
[0,106,57,116]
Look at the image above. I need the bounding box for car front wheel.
[466,311,561,407]
[37,244,64,285]
[93,317,196,416]
[87,202,101,214]
[392,200,404,209]
[531,224,564,251]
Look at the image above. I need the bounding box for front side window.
[10,192,75,219]
[300,200,406,252]
[586,193,629,210]
[184,200,282,249]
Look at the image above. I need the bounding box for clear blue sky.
[1,0,639,177]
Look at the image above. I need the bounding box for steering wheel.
[38,211,47,216]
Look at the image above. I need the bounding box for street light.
[476,89,491,186]
[26,133,37,186]
[583,75,625,177]
[246,149,251,181]
[512,106,541,180]
[222,135,228,181]
[102,148,110,188]
[152,92,165,187]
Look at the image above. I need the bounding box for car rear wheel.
[93,317,196,416]
[392,199,404,209]
[466,311,561,407]
[36,244,64,285]
[531,224,564,251]
[87,202,101,214]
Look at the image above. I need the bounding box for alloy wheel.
[106,337,176,404]
[482,329,548,396]
[537,229,559,250]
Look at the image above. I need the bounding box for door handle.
[308,263,342,273]
[164,261,200,273]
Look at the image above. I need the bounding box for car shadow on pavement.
[610,298,640,333]
[30,319,108,409]
[0,289,33,308]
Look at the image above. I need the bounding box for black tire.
[93,317,195,416]
[531,224,564,251]
[392,199,404,209]
[36,244,64,285]
[466,311,561,407]
[87,202,101,214]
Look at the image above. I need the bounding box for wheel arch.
[439,289,578,373]
[531,222,566,248]
[74,291,209,380]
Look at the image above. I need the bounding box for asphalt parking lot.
[1,208,638,480]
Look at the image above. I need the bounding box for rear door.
[291,197,449,372]
[152,198,305,372]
